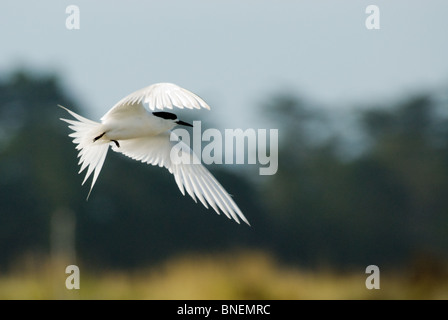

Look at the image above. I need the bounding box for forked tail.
[59,105,109,199]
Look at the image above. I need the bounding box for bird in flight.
[59,83,249,225]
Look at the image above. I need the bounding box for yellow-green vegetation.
[0,251,446,300]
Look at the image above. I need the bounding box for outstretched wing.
[101,83,210,121]
[112,132,250,225]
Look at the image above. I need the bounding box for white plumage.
[59,83,249,225]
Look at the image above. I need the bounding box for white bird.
[59,83,250,226]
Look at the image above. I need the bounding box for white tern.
[59,83,249,225]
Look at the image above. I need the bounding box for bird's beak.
[176,120,193,127]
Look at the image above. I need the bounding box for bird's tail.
[59,105,109,199]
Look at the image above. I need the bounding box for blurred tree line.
[0,70,447,271]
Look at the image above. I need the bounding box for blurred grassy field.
[0,250,446,300]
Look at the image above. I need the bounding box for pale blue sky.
[1,1,447,129]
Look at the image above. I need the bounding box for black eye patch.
[152,111,178,120]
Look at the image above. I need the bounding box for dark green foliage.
[263,92,448,268]
[0,70,446,271]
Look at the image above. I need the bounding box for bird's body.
[59,83,249,225]
[102,109,174,140]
